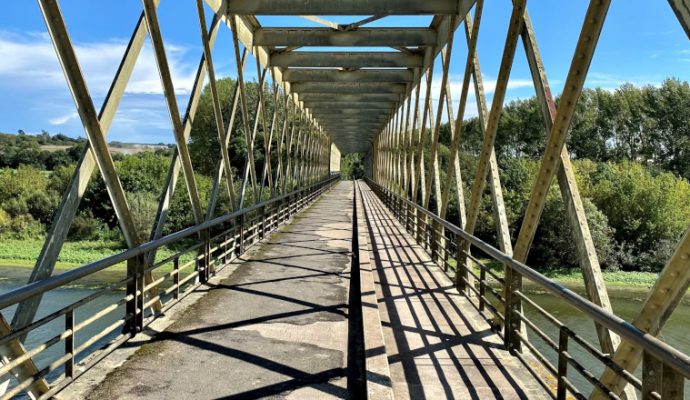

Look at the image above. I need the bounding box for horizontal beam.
[299,93,402,102]
[309,109,394,115]
[321,119,388,125]
[318,115,389,122]
[256,28,436,47]
[314,110,390,117]
[225,0,461,15]
[270,52,424,68]
[303,101,396,109]
[292,82,407,94]
[283,68,413,83]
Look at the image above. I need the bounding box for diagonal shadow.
[365,189,520,397]
[151,331,348,399]
[359,182,531,399]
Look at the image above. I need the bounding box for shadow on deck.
[62,181,544,400]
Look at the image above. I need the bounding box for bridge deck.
[358,182,545,399]
[73,181,544,399]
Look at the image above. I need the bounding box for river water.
[0,279,688,397]
[523,292,690,397]
[0,280,125,396]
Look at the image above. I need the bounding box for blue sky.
[0,1,689,144]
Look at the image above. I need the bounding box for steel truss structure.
[1,0,690,399]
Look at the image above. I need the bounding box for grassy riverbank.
[0,240,126,269]
[0,240,196,280]
[475,260,690,303]
[1,241,686,300]
[448,258,689,301]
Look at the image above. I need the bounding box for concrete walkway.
[358,182,546,399]
[77,180,545,400]
[85,182,355,400]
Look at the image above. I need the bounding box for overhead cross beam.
[283,69,414,83]
[303,101,396,109]
[256,28,436,47]
[315,110,392,117]
[225,0,464,15]
[291,82,408,93]
[299,93,402,102]
[270,52,424,68]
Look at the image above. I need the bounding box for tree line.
[1,78,689,273]
[427,78,690,272]
[0,78,298,246]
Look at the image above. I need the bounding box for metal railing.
[366,178,690,400]
[0,175,339,400]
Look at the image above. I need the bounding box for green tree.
[340,153,365,180]
[592,161,690,270]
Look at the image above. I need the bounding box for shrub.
[26,190,57,223]
[0,208,11,231]
[591,161,690,270]
[528,197,615,271]
[128,191,159,241]
[4,214,45,239]
[68,212,103,241]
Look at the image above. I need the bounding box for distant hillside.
[39,142,171,155]
[0,131,172,169]
[3,131,84,146]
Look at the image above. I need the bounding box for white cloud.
[586,72,663,88]
[48,111,78,125]
[0,31,197,96]
[427,74,535,122]
[431,74,534,101]
[0,30,201,143]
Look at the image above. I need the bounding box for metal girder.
[511,1,611,265]
[411,47,435,204]
[318,118,388,124]
[148,15,223,271]
[669,0,690,39]
[10,0,164,337]
[320,117,386,123]
[423,17,454,212]
[283,68,413,83]
[318,119,388,125]
[515,8,628,391]
[292,82,407,94]
[303,101,396,109]
[270,52,424,68]
[207,48,248,218]
[225,0,465,15]
[319,120,388,125]
[299,93,401,102]
[230,16,259,207]
[196,0,236,211]
[462,0,527,243]
[315,118,391,125]
[314,108,390,115]
[1,315,49,400]
[256,28,436,47]
[142,0,205,225]
[595,228,690,398]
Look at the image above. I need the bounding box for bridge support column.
[126,254,147,335]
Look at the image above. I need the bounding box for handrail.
[0,175,340,311]
[365,177,690,380]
